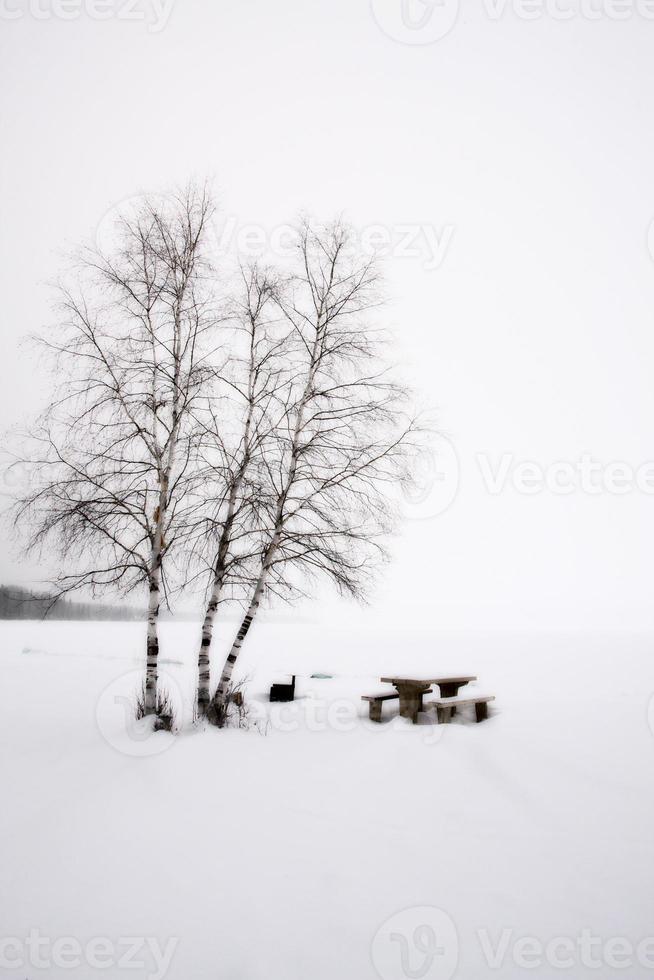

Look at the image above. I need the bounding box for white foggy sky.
[2,0,654,629]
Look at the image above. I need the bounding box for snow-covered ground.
[2,619,654,979]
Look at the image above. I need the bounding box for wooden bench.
[432,695,495,724]
[362,689,432,723]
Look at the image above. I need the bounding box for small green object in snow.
[311,673,333,679]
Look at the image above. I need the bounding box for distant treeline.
[0,585,145,621]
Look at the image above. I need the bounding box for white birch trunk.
[196,418,254,715]
[144,560,161,716]
[214,560,269,702]
[144,464,172,716]
[197,336,259,716]
[197,594,217,717]
[196,537,229,715]
[213,528,282,705]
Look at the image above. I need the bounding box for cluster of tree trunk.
[10,184,422,728]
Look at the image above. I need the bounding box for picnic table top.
[380,675,477,687]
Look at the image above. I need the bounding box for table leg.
[397,686,428,723]
[439,682,457,698]
[439,682,463,715]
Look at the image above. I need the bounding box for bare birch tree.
[14,185,218,722]
[207,220,419,722]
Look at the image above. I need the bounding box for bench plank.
[432,696,495,707]
[431,695,495,724]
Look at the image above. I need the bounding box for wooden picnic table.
[380,676,477,723]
